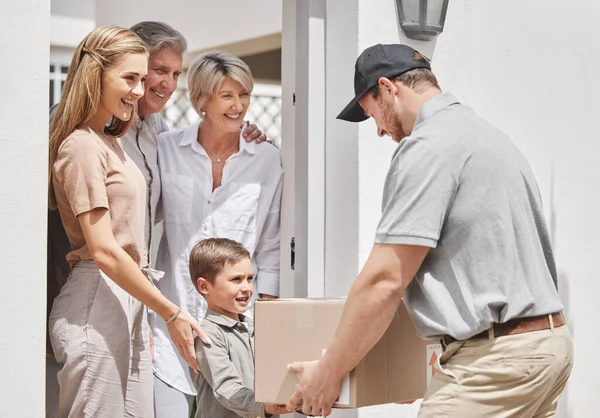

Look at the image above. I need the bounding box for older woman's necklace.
[204,138,239,163]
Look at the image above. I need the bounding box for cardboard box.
[254,298,440,409]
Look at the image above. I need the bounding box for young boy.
[188,238,289,418]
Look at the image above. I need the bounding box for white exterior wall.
[319,0,600,417]
[51,0,95,19]
[434,2,600,417]
[0,2,50,418]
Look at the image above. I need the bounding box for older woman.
[151,51,283,415]
[48,25,204,417]
[123,21,267,269]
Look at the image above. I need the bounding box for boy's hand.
[259,294,278,300]
[266,404,298,414]
[268,404,318,416]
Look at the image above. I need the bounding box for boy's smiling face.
[197,257,254,321]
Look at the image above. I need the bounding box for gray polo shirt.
[191,309,275,418]
[376,92,563,340]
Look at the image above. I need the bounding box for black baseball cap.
[337,44,431,122]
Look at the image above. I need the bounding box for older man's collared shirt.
[151,121,283,394]
[190,309,274,418]
[375,92,563,340]
[121,113,169,267]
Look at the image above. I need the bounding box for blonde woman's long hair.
[48,25,148,209]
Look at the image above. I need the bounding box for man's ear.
[197,277,210,295]
[378,77,398,97]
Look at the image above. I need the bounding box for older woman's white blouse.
[151,121,283,395]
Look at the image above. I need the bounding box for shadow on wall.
[555,269,572,418]
[550,164,573,418]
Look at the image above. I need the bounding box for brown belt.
[441,312,565,348]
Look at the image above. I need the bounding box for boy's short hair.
[188,238,251,289]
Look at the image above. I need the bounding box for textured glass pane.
[400,0,420,24]
[426,0,445,26]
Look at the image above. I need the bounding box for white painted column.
[315,2,362,416]
[323,0,360,298]
[291,0,327,298]
[0,2,50,417]
[279,0,297,299]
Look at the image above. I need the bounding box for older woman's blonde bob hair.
[48,25,148,209]
[187,50,254,115]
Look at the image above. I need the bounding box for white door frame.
[281,0,327,299]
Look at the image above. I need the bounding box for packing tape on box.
[295,302,314,328]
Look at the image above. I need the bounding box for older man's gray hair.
[130,21,187,55]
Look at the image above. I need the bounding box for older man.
[287,44,572,418]
[123,21,267,270]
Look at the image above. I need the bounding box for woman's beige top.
[52,126,146,267]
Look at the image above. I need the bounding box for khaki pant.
[49,261,153,418]
[418,324,573,418]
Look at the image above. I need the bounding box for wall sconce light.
[396,0,450,41]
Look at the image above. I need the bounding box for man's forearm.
[320,272,402,380]
[319,244,428,380]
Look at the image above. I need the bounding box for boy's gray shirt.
[376,92,563,340]
[191,309,275,418]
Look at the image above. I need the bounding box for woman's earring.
[201,109,206,117]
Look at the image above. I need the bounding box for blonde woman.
[48,25,207,417]
[151,51,283,414]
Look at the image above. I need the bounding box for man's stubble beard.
[379,97,409,143]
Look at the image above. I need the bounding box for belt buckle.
[441,335,454,349]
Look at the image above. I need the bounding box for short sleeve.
[53,134,109,216]
[375,138,458,248]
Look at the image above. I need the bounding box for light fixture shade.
[396,0,449,41]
